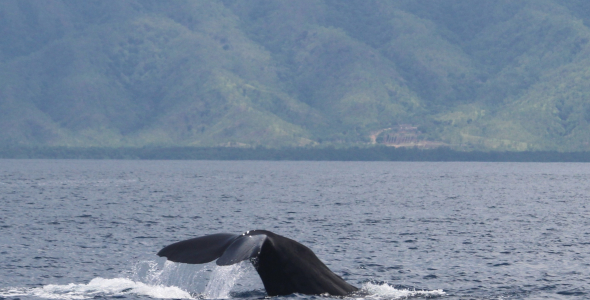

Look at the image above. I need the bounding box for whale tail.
[157,232,266,266]
[157,230,358,296]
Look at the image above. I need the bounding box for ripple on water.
[1,160,589,299]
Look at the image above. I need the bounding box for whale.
[157,230,358,296]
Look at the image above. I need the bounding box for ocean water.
[0,159,588,300]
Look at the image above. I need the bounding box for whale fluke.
[157,233,238,264]
[157,230,358,296]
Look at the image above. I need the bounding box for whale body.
[157,230,358,296]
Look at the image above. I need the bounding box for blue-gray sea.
[1,160,589,300]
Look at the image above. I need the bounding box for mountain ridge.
[2,0,590,151]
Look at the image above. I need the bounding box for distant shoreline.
[1,146,590,162]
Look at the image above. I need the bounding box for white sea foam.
[0,277,193,300]
[0,260,252,300]
[361,282,445,299]
[1,262,441,300]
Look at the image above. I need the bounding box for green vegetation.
[2,0,590,152]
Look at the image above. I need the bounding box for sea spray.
[362,282,445,299]
[0,278,193,300]
[130,260,208,293]
[202,263,247,299]
[130,259,249,298]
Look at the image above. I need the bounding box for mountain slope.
[1,0,590,150]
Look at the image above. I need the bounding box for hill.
[1,0,590,151]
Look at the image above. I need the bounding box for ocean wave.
[0,277,193,300]
[0,273,444,300]
[360,282,445,299]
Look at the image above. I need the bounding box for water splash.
[130,259,248,299]
[0,260,444,300]
[361,282,445,299]
[202,263,247,299]
[129,259,250,299]
[130,260,207,291]
[0,277,193,300]
[0,260,216,300]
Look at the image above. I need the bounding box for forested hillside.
[2,0,590,151]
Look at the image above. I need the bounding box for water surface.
[1,160,588,299]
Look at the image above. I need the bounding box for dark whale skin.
[252,230,357,296]
[157,230,358,296]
